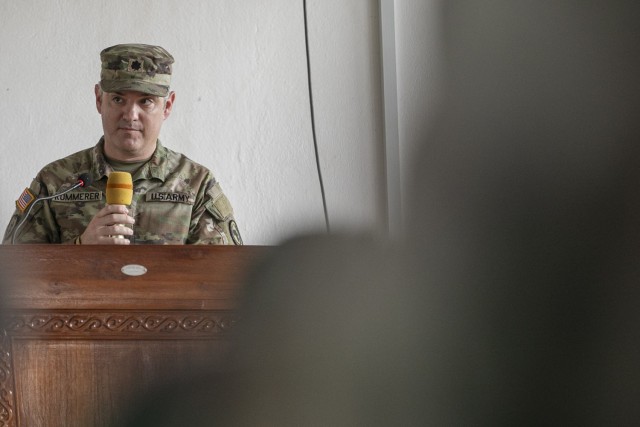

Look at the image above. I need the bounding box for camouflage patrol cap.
[100,43,174,97]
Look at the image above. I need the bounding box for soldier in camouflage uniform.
[3,43,242,245]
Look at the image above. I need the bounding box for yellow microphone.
[106,172,133,239]
[106,171,133,205]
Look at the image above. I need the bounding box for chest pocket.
[130,191,194,243]
[51,191,106,241]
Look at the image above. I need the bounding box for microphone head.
[78,173,93,188]
[106,171,133,205]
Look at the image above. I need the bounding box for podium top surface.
[0,245,267,310]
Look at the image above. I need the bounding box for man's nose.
[121,102,140,121]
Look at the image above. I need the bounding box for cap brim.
[100,80,169,97]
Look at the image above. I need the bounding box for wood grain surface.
[0,245,267,427]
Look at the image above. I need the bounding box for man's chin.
[118,129,142,139]
[120,139,144,151]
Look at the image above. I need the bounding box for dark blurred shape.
[125,1,640,426]
[228,236,432,425]
[124,236,433,426]
[405,1,640,425]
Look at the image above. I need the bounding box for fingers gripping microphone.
[11,173,94,244]
[106,172,133,239]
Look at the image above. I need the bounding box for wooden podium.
[0,245,265,427]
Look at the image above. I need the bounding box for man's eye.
[111,96,123,104]
[140,98,154,106]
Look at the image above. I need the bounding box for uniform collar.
[91,137,170,182]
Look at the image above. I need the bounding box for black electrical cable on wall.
[303,0,331,234]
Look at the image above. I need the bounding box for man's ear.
[163,91,176,120]
[94,84,103,114]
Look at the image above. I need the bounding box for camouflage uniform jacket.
[3,138,242,245]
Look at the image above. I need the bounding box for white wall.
[0,0,392,245]
[395,0,443,233]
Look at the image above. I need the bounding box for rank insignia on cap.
[127,58,144,72]
[16,188,36,213]
[229,220,243,245]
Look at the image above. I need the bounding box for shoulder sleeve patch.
[229,220,243,245]
[16,188,36,213]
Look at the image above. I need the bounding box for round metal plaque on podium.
[121,264,148,276]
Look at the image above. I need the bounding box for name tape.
[52,192,103,203]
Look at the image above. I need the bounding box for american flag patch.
[16,188,36,213]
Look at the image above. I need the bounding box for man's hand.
[79,205,135,244]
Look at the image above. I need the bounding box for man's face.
[95,85,175,161]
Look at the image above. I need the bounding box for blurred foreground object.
[125,2,640,425]
[406,1,640,424]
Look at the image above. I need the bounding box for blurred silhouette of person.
[124,1,640,425]
[404,1,640,424]
[125,236,430,426]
